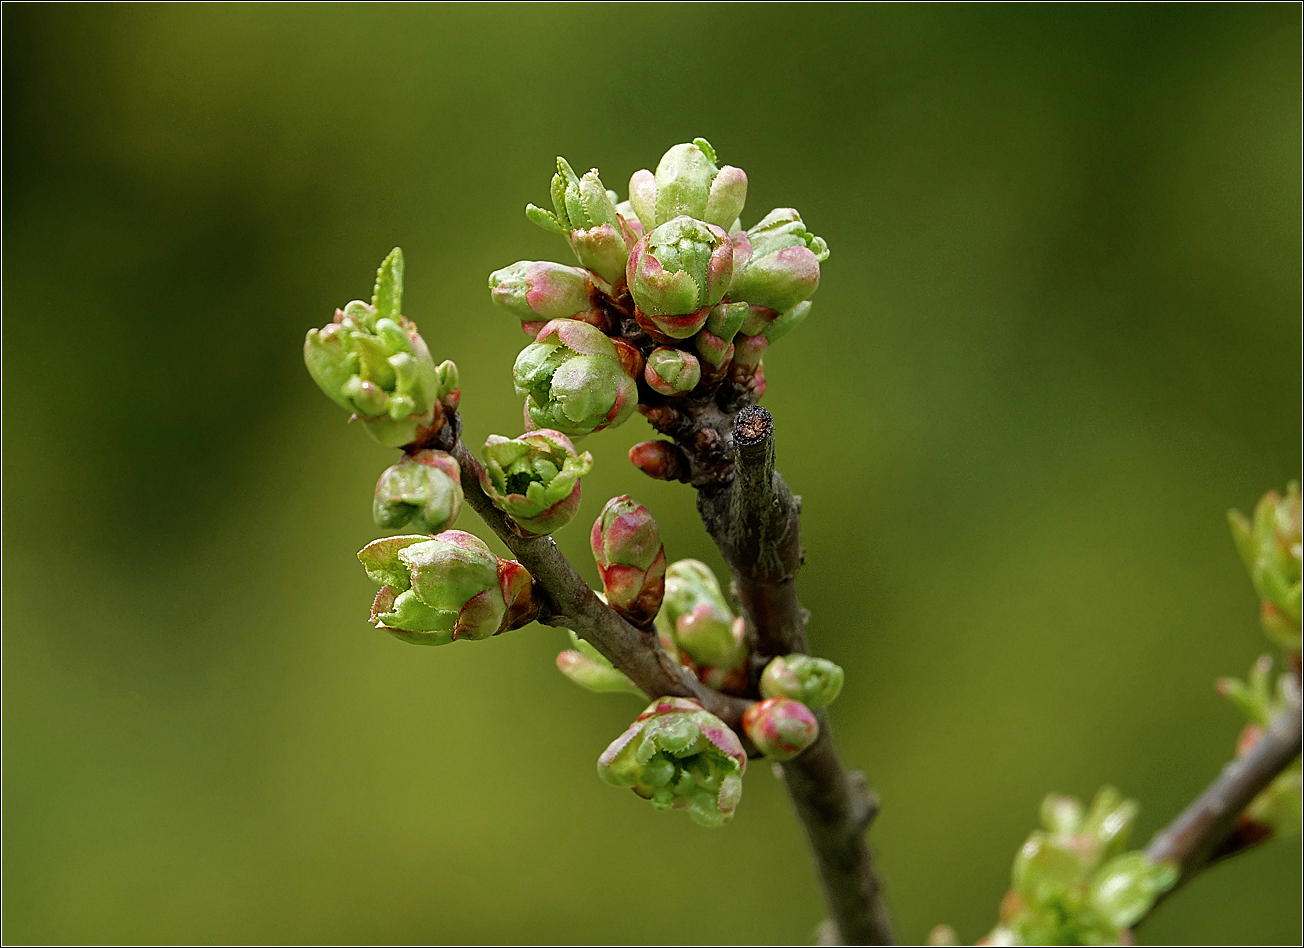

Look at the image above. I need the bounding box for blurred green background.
[3,4,1300,944]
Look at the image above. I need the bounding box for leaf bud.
[304,248,452,447]
[655,559,747,669]
[526,157,629,284]
[729,208,828,314]
[556,629,643,696]
[1229,482,1302,650]
[629,441,691,482]
[627,138,748,231]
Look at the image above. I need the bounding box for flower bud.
[759,654,844,708]
[644,347,702,396]
[597,696,747,827]
[627,138,748,231]
[1086,853,1178,932]
[627,216,734,338]
[1229,482,1302,649]
[513,319,639,437]
[1039,794,1085,835]
[304,248,454,447]
[629,441,691,482]
[358,531,536,645]
[525,157,629,284]
[557,629,642,696]
[591,495,667,625]
[1079,785,1139,859]
[655,559,747,670]
[729,209,828,314]
[479,429,593,536]
[373,450,463,534]
[742,697,819,761]
[488,261,609,336]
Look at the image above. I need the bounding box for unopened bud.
[644,347,702,396]
[591,495,667,625]
[759,654,844,708]
[742,697,819,761]
[629,441,691,482]
[373,450,463,534]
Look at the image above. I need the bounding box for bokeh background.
[3,4,1300,944]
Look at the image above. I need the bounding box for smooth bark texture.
[1141,692,1302,922]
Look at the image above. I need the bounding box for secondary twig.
[435,412,752,730]
[1140,690,1302,922]
[695,405,897,946]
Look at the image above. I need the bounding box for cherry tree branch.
[694,406,898,946]
[1140,690,1302,923]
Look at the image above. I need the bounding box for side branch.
[437,415,750,730]
[695,406,897,946]
[1142,692,1302,915]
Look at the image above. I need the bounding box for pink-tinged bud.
[479,429,594,536]
[732,333,769,371]
[694,329,735,385]
[729,208,828,314]
[704,165,748,230]
[655,559,747,669]
[568,222,629,286]
[637,404,682,433]
[513,319,639,437]
[598,696,747,827]
[358,531,538,645]
[610,337,645,382]
[591,495,667,625]
[373,449,463,534]
[488,260,610,333]
[629,441,691,482]
[738,304,778,336]
[644,347,702,396]
[742,697,819,761]
[627,217,734,338]
[760,654,844,708]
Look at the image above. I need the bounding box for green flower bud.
[556,628,643,696]
[644,346,702,396]
[358,531,536,645]
[488,260,609,336]
[1011,830,1097,907]
[627,138,748,231]
[654,559,746,669]
[526,158,629,284]
[1230,482,1302,649]
[373,450,463,534]
[729,209,828,315]
[759,654,844,708]
[513,319,638,437]
[627,217,734,339]
[1080,785,1139,860]
[304,249,455,447]
[742,697,819,761]
[591,495,666,626]
[1087,853,1179,932]
[597,696,747,828]
[1040,793,1085,835]
[479,429,593,536]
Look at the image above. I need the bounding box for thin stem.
[1140,691,1302,921]
[696,406,897,946]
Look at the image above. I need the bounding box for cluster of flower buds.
[1217,656,1303,835]
[372,450,463,535]
[597,696,747,827]
[305,249,460,447]
[958,787,1177,945]
[654,559,747,691]
[479,430,593,536]
[489,140,828,448]
[1229,483,1302,655]
[358,532,536,646]
[591,496,666,626]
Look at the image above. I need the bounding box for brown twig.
[1140,690,1302,923]
[435,413,752,730]
[694,405,898,946]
